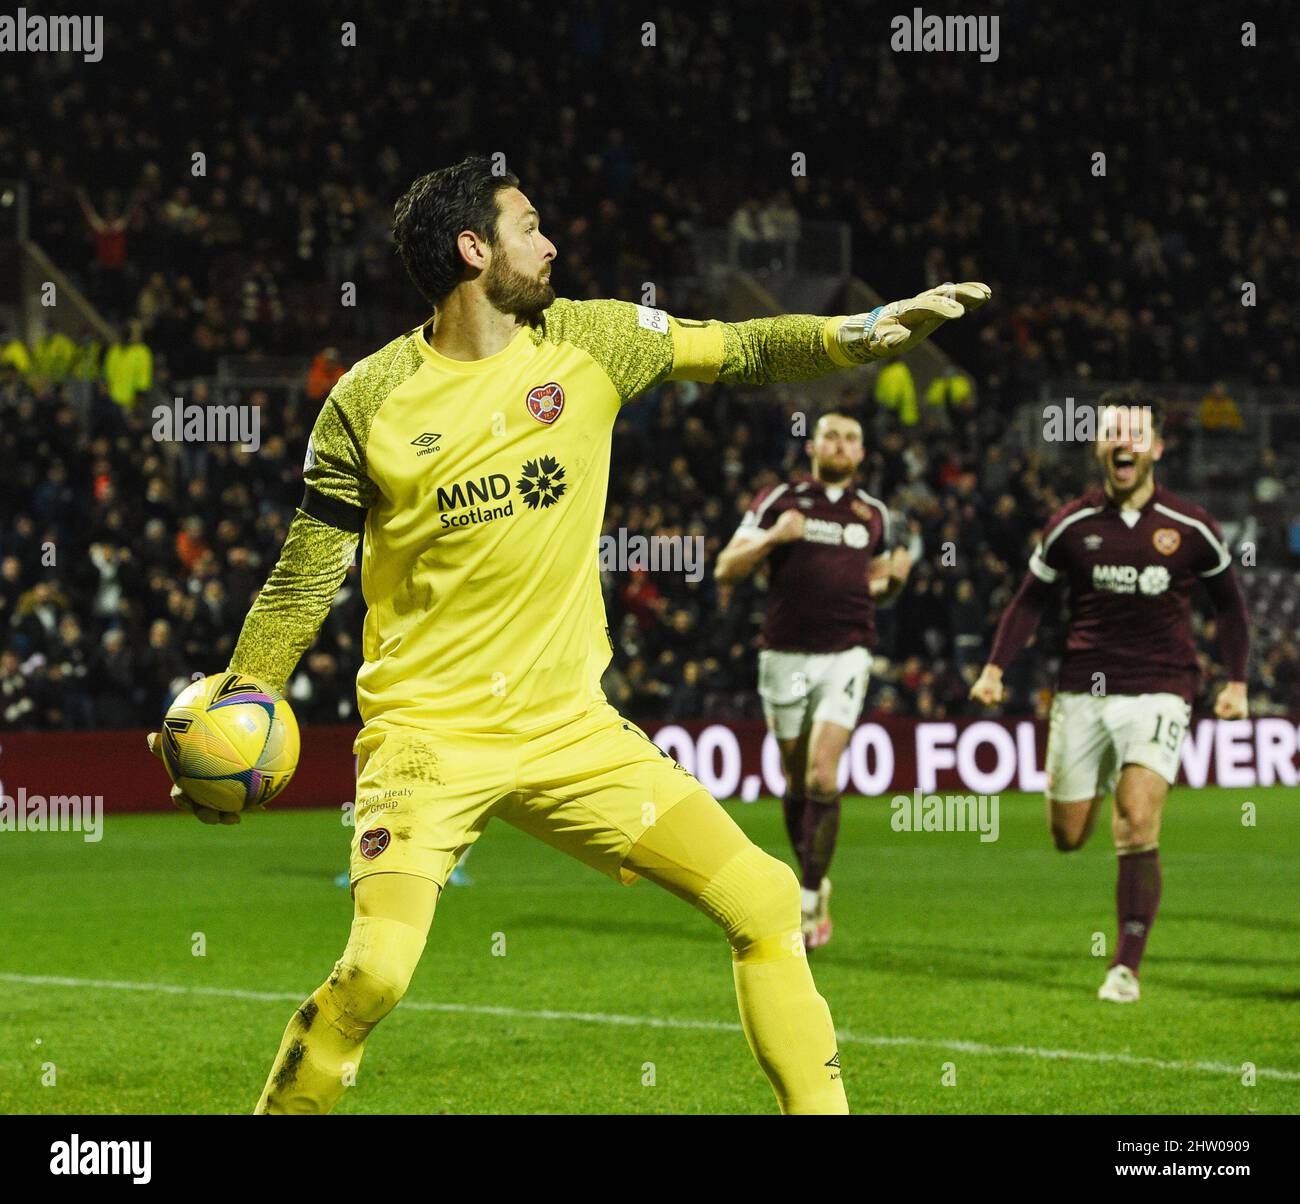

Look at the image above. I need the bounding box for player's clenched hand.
[968,664,1004,707]
[146,731,241,825]
[1213,681,1248,720]
[889,547,913,580]
[769,509,806,545]
[836,282,991,362]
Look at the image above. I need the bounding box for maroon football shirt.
[736,476,890,653]
[1029,485,1233,701]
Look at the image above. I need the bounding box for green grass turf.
[1,786,1296,1114]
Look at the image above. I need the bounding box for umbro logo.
[825,1051,841,1069]
[411,432,442,457]
[1084,534,1103,550]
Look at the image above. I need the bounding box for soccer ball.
[159,672,300,813]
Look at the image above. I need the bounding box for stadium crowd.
[2,361,1298,731]
[3,1,1298,730]
[1,1,1295,395]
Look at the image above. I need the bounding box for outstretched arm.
[546,284,990,403]
[670,282,991,387]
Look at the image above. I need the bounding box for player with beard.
[716,413,912,949]
[149,153,988,1113]
[969,390,1249,1002]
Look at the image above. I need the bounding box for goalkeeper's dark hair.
[1097,386,1166,436]
[393,155,520,309]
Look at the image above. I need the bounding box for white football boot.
[1098,964,1141,1003]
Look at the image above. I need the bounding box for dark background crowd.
[3,1,1296,393]
[3,364,1297,731]
[2,0,1297,730]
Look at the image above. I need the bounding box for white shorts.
[758,647,871,741]
[1046,691,1191,802]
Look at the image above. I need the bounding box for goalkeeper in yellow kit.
[148,154,989,1114]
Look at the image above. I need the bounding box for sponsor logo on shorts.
[525,381,564,425]
[1153,527,1181,555]
[358,788,413,814]
[359,827,391,859]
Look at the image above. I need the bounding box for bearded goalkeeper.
[149,154,989,1114]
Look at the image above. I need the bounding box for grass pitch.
[1,786,1296,1114]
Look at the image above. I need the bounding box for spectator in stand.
[925,367,974,413]
[103,319,154,408]
[1199,381,1245,431]
[874,359,918,427]
[76,187,141,319]
[1254,450,1287,561]
[307,347,345,402]
[1,648,39,727]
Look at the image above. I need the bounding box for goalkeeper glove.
[834,281,991,363]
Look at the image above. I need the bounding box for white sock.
[800,887,819,914]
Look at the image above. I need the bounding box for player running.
[149,154,988,1113]
[969,391,1249,1003]
[715,413,912,949]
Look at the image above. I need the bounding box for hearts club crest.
[359,828,391,860]
[1152,528,1181,556]
[526,382,564,425]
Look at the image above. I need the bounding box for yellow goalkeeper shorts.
[347,701,704,889]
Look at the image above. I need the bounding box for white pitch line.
[3,972,1297,1084]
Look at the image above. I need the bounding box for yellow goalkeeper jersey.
[232,298,851,736]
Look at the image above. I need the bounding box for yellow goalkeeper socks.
[254,912,427,1114]
[702,845,848,1114]
[625,790,848,1114]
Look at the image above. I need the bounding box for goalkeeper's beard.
[484,252,555,322]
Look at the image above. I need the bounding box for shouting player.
[715,413,911,949]
[149,154,989,1113]
[969,390,1249,1003]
